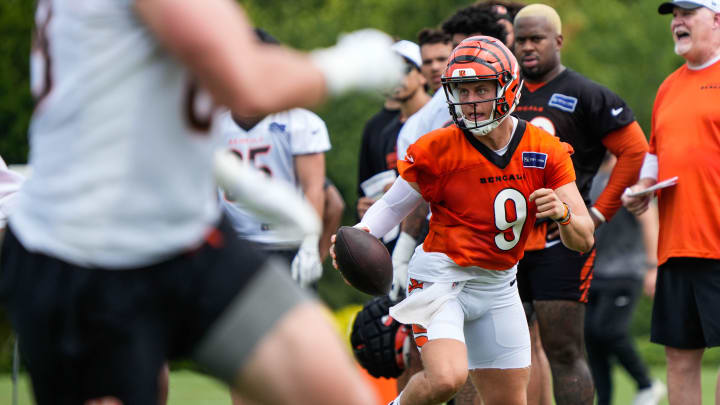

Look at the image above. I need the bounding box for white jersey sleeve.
[396,90,451,161]
[288,109,331,155]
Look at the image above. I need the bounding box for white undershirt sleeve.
[357,177,424,238]
[639,153,658,181]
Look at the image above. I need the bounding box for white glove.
[291,234,323,288]
[311,29,404,96]
[389,231,417,301]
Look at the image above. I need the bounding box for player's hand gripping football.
[291,234,323,288]
[329,225,369,286]
[529,188,567,221]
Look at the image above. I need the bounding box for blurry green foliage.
[0,0,33,164]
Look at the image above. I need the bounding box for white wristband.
[590,207,606,223]
[639,153,658,181]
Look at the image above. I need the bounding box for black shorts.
[0,217,309,405]
[517,243,596,303]
[651,257,720,349]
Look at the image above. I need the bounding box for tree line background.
[0,0,705,371]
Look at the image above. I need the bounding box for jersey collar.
[462,119,527,169]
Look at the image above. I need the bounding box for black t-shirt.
[513,68,634,204]
[357,107,402,198]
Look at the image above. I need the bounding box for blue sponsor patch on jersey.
[548,93,578,113]
[269,122,287,133]
[522,152,548,169]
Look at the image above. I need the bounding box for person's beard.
[520,64,548,81]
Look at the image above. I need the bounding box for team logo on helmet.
[441,36,523,137]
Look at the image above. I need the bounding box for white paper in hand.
[360,170,397,199]
[624,176,678,197]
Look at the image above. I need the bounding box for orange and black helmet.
[441,35,523,136]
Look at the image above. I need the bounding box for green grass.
[609,367,718,405]
[0,370,231,405]
[1,367,717,404]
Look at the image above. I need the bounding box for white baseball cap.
[658,0,720,14]
[391,40,422,70]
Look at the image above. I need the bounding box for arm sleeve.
[357,177,424,238]
[593,121,649,220]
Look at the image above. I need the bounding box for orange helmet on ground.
[441,35,523,136]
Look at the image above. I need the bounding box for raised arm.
[135,0,402,117]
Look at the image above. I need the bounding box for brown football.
[334,226,393,296]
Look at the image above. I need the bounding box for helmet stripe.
[448,55,499,74]
[475,38,513,72]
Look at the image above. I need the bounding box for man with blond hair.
[513,3,650,405]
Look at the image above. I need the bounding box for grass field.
[1,366,718,404]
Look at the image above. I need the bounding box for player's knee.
[427,368,467,401]
[544,341,583,366]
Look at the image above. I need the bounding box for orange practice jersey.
[398,120,575,270]
[649,61,720,265]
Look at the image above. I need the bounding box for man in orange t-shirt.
[623,1,720,403]
[331,36,595,405]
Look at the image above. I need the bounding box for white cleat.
[632,379,667,405]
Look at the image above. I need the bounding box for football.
[334,226,393,296]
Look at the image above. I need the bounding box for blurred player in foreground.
[332,36,594,405]
[0,0,403,404]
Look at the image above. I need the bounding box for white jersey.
[11,1,221,269]
[396,90,451,160]
[218,109,330,246]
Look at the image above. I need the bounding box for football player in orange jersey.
[332,36,594,405]
[623,1,720,404]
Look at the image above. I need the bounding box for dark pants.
[585,277,651,405]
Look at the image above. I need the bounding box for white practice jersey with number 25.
[11,0,221,269]
[217,109,330,247]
